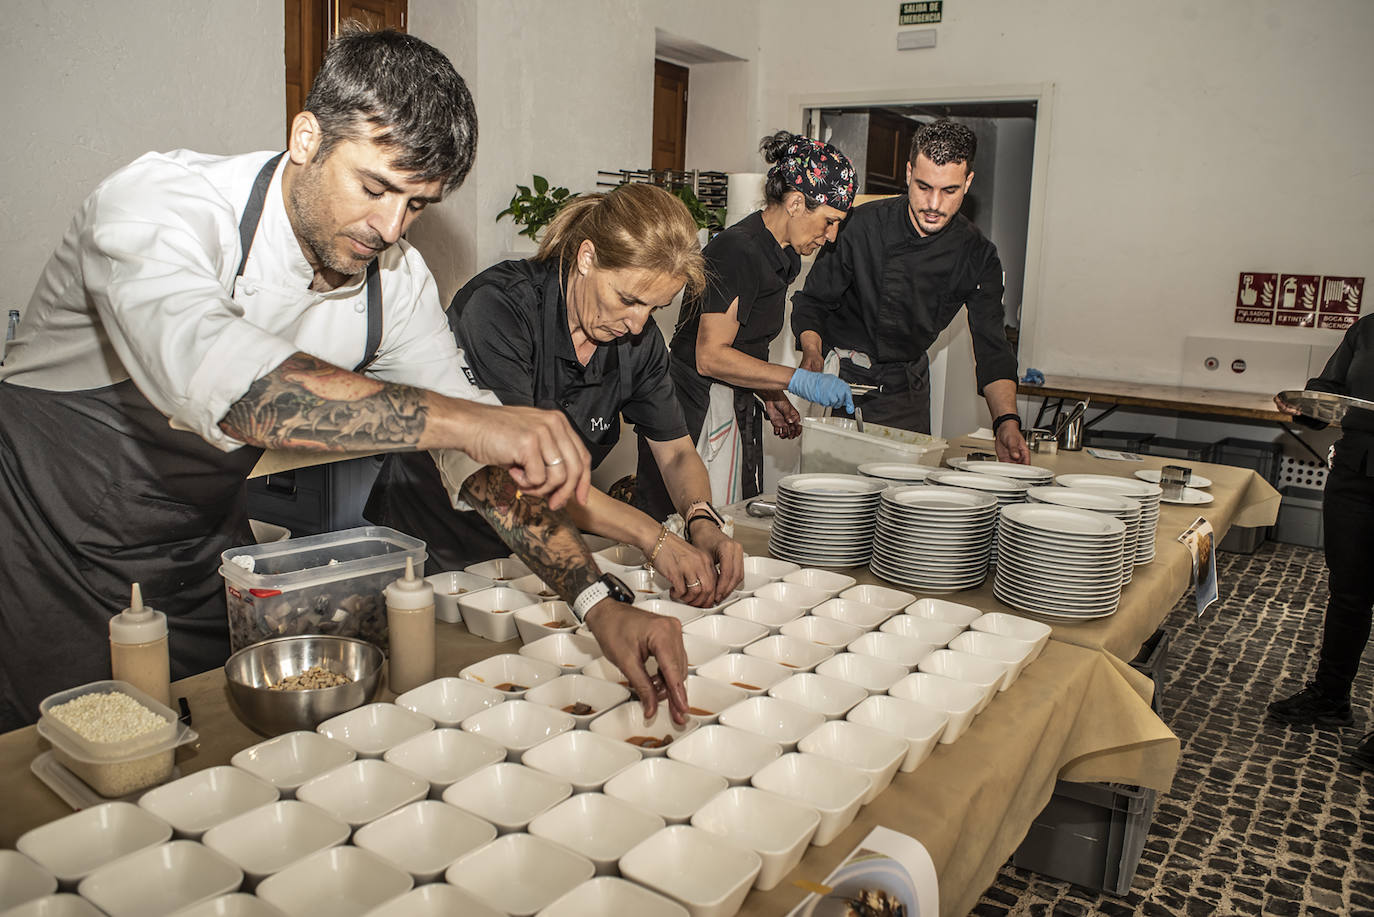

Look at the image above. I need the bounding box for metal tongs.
[1053,399,1090,439]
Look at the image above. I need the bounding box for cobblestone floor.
[971,541,1374,917]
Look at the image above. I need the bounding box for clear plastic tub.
[36,680,197,798]
[799,417,947,475]
[219,525,426,652]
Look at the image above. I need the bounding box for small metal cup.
[1058,415,1083,451]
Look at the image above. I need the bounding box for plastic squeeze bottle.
[385,557,435,694]
[109,583,172,708]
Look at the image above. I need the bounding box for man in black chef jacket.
[791,119,1029,463]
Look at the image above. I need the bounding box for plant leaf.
[533,174,549,194]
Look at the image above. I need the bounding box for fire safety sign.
[1234,272,1364,330]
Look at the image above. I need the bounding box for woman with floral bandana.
[636,132,857,519]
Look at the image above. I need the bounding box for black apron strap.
[353,261,383,373]
[236,152,285,280]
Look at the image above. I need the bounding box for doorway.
[652,59,689,171]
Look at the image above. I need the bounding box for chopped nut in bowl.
[224,635,383,736]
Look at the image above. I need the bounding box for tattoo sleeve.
[460,465,599,602]
[219,352,429,451]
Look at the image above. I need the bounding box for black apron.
[364,266,632,574]
[0,153,383,729]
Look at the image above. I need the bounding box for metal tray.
[1278,389,1374,424]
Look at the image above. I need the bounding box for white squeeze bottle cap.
[109,583,168,644]
[385,557,434,610]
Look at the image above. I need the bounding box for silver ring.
[685,580,702,588]
[546,456,563,466]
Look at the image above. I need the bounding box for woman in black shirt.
[367,183,744,606]
[1268,313,1374,773]
[636,132,858,519]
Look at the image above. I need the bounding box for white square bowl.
[603,757,728,825]
[717,696,825,753]
[767,672,869,720]
[16,801,171,888]
[694,653,791,698]
[722,597,804,635]
[463,557,532,583]
[689,786,820,891]
[742,634,835,673]
[594,543,648,569]
[459,699,575,762]
[522,673,631,727]
[0,851,56,910]
[741,556,800,581]
[394,677,505,728]
[578,654,645,689]
[381,727,506,796]
[880,614,965,647]
[361,884,505,917]
[440,762,572,833]
[425,571,495,624]
[623,568,672,601]
[315,703,434,758]
[916,649,1008,709]
[779,615,865,650]
[815,652,909,696]
[889,672,985,744]
[735,572,774,597]
[970,611,1052,659]
[168,892,288,916]
[750,753,870,846]
[681,675,747,725]
[682,614,769,651]
[847,631,938,671]
[508,573,562,602]
[459,653,563,699]
[538,876,689,917]
[810,598,892,632]
[838,584,916,614]
[457,587,541,642]
[781,568,857,599]
[445,832,594,917]
[351,799,496,883]
[77,841,242,917]
[796,720,907,804]
[905,597,984,627]
[528,792,666,875]
[255,846,412,917]
[294,758,428,829]
[680,633,729,672]
[635,598,705,627]
[619,825,761,917]
[512,601,580,645]
[751,580,831,611]
[521,728,644,792]
[229,731,356,798]
[949,630,1038,688]
[518,632,603,673]
[666,724,783,786]
[588,700,700,755]
[137,766,279,840]
[0,894,105,917]
[846,694,949,772]
[200,799,349,887]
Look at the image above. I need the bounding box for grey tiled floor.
[972,542,1374,916]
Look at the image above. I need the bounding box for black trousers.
[1315,459,1374,700]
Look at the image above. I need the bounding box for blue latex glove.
[787,369,854,413]
[1021,367,1045,385]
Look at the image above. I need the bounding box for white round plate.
[1135,469,1212,488]
[1160,487,1214,505]
[948,459,1055,481]
[1025,487,1137,514]
[926,471,1030,493]
[858,463,940,483]
[883,487,998,512]
[1056,474,1162,499]
[778,474,888,497]
[1000,504,1126,538]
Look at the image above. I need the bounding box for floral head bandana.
[772,137,858,211]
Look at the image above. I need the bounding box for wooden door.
[865,109,917,194]
[652,59,689,172]
[285,0,407,131]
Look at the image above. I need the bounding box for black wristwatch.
[683,501,726,544]
[572,573,634,622]
[992,413,1021,433]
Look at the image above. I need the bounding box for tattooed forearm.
[219,353,429,451]
[461,465,599,603]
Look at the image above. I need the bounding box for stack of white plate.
[857,462,940,485]
[994,503,1127,618]
[769,473,886,567]
[1025,486,1141,585]
[947,459,1056,485]
[925,470,1031,564]
[869,485,999,592]
[1055,474,1164,564]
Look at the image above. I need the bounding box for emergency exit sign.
[900,1,942,25]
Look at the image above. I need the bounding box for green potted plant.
[497,175,577,241]
[672,184,725,240]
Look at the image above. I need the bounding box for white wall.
[1,0,284,310]
[756,0,1374,388]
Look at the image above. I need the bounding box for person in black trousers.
[1268,312,1374,773]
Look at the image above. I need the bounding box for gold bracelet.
[644,525,670,572]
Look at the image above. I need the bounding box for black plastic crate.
[1219,525,1267,554]
[1212,437,1283,484]
[1128,628,1170,717]
[1138,437,1214,462]
[1274,485,1324,548]
[1013,780,1157,896]
[1084,430,1154,453]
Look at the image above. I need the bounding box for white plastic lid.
[385,557,435,610]
[109,583,167,644]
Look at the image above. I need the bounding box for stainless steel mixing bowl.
[224,635,384,736]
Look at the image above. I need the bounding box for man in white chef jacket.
[0,29,689,732]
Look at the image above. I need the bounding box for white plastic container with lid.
[799,416,947,475]
[385,557,435,695]
[108,583,170,709]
